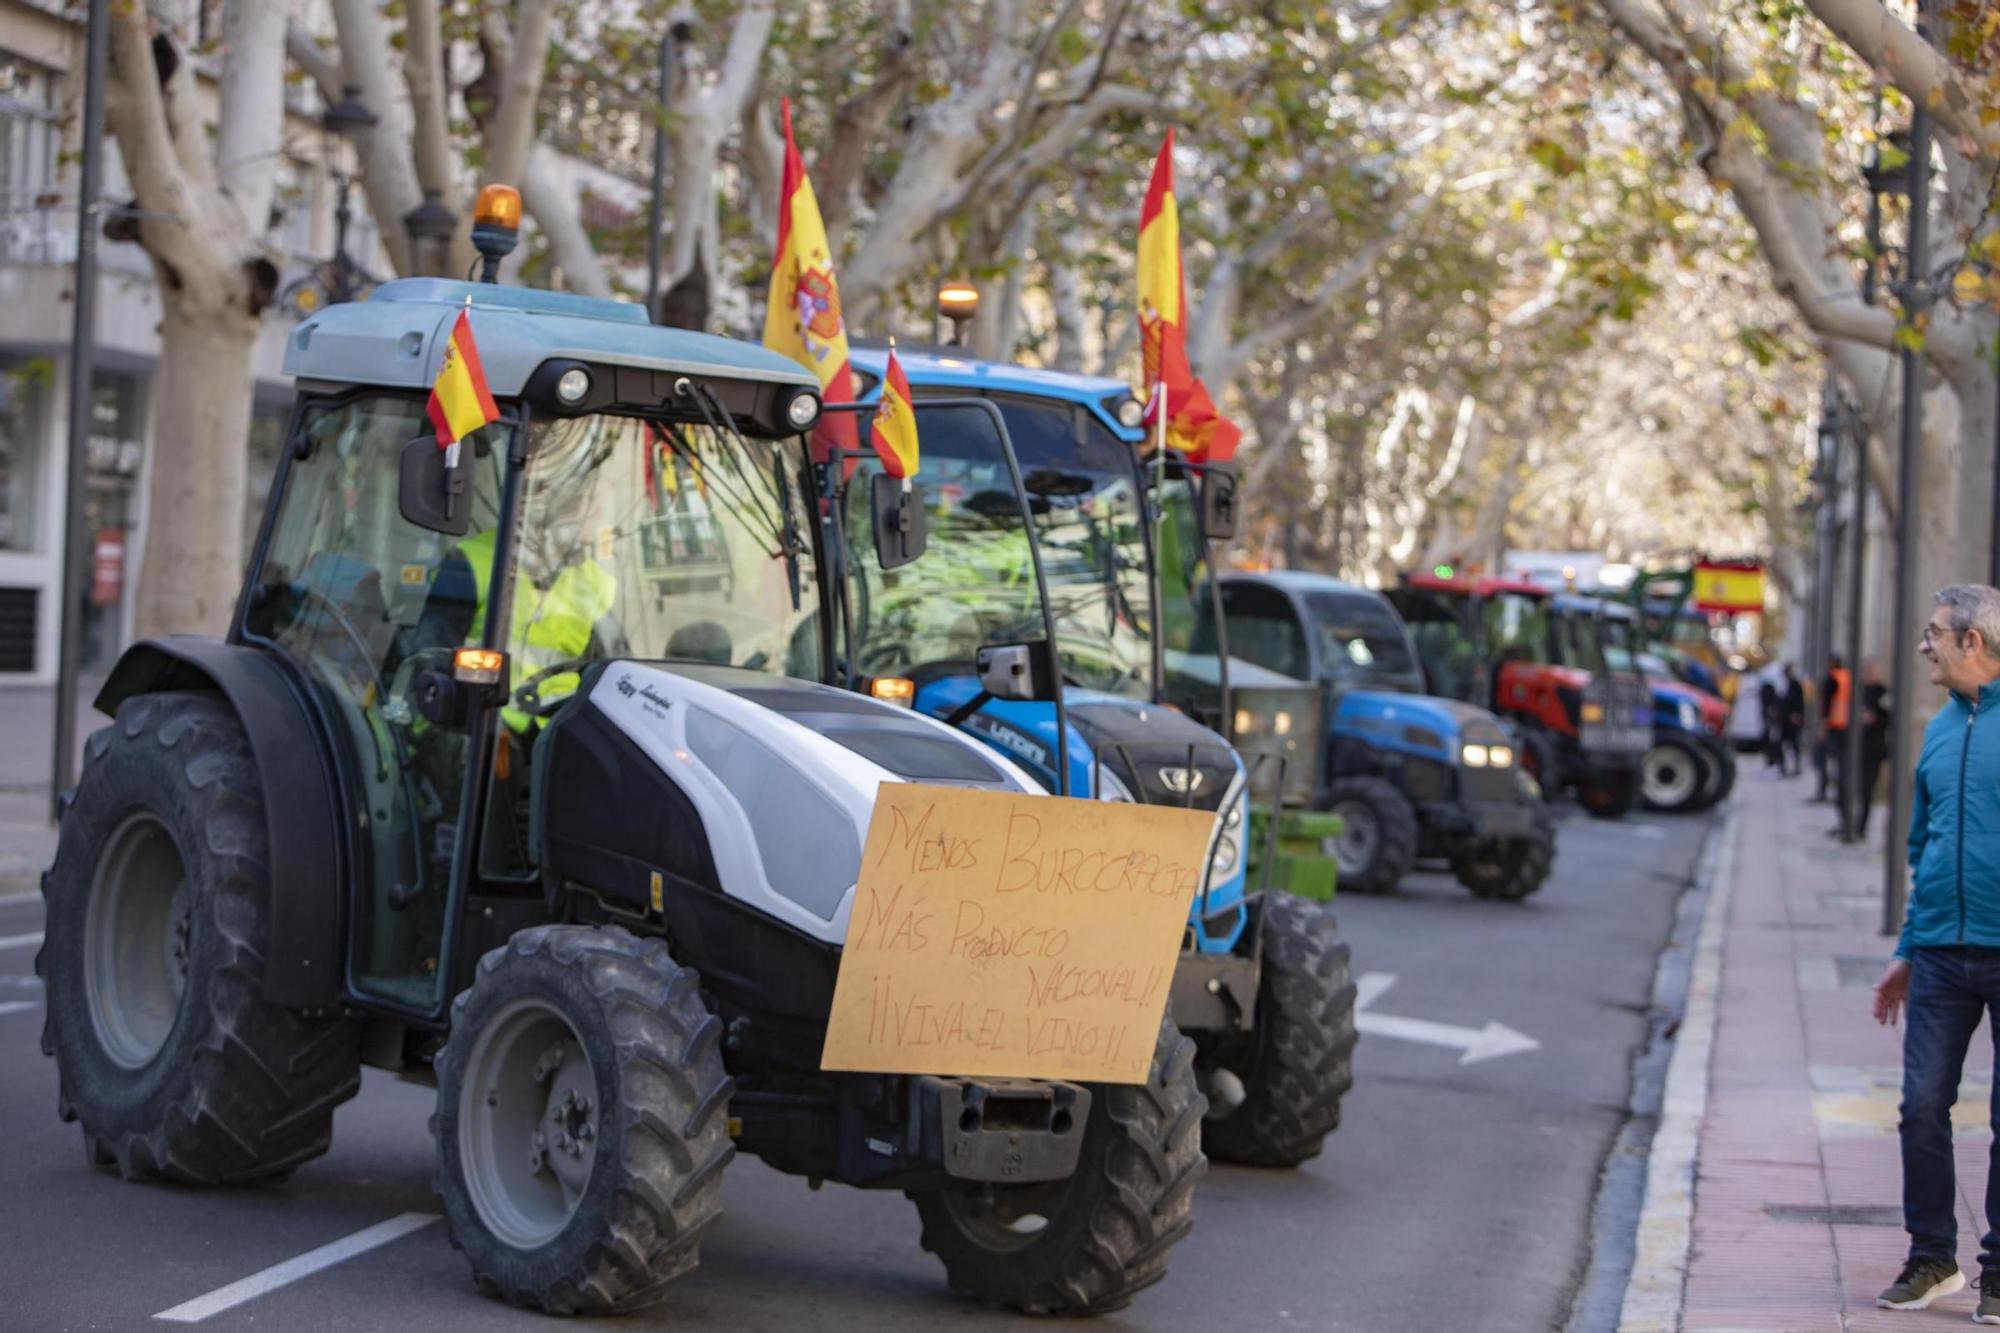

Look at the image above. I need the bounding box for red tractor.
[1386,574,1652,818]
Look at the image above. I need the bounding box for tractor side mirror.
[398,436,471,538]
[1201,467,1241,543]
[975,641,1060,703]
[871,473,927,570]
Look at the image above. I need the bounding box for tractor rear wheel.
[1452,803,1558,902]
[1640,738,1710,814]
[1202,894,1357,1166]
[433,925,734,1315]
[909,1017,1205,1314]
[1318,776,1418,894]
[39,692,361,1182]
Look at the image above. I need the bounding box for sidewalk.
[1633,761,1997,1330]
[0,680,103,889]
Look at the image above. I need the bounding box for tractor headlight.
[1581,701,1606,723]
[1273,710,1292,736]
[556,366,593,405]
[1096,766,1137,802]
[1463,743,1490,768]
[783,386,823,430]
[1678,700,1699,731]
[1117,396,1146,429]
[1488,744,1514,768]
[1208,792,1247,880]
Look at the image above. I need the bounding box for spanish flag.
[1693,561,1766,614]
[1136,131,1240,465]
[869,346,919,480]
[762,98,857,466]
[427,308,500,468]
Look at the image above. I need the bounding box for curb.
[1616,804,1738,1331]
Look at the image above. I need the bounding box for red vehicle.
[1386,574,1652,817]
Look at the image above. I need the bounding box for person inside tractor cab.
[417,414,629,735]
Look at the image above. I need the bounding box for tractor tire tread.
[1319,775,1418,895]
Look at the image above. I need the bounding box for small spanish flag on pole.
[762,97,858,469]
[870,342,920,485]
[427,307,500,473]
[1136,131,1240,465]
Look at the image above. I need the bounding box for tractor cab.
[1386,573,1648,818]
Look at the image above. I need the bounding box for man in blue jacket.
[1874,585,2000,1317]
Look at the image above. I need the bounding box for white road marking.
[1353,969,1540,1065]
[153,1213,440,1323]
[0,931,44,951]
[0,1000,38,1017]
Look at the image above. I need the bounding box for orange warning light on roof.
[473,184,522,231]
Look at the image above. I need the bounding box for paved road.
[0,803,1710,1332]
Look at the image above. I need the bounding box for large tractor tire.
[1575,767,1638,819]
[1639,737,1711,814]
[909,1017,1205,1315]
[1202,894,1358,1167]
[38,693,361,1183]
[1451,802,1558,902]
[1518,730,1561,797]
[1693,737,1736,809]
[433,925,734,1316]
[1318,776,1418,894]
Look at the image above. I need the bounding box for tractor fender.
[1327,690,1472,766]
[95,636,345,1009]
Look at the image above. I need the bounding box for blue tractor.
[1209,571,1557,900]
[842,346,1356,1167]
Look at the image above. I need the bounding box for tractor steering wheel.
[511,657,597,719]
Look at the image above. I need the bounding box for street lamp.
[402,189,457,280]
[937,277,979,345]
[319,85,375,304]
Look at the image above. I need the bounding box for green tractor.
[36,214,1205,1316]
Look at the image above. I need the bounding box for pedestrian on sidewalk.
[1873,585,2000,1319]
[1847,659,1891,839]
[1759,661,1785,770]
[1813,654,1852,803]
[1779,663,1806,776]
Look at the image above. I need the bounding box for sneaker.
[1877,1256,1964,1309]
[1978,1269,2000,1324]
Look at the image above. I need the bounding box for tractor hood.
[568,662,1037,947]
[1330,690,1511,764]
[1062,691,1244,814]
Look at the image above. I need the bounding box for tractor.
[1203,571,1555,901]
[1558,594,1734,814]
[1386,573,1651,818]
[840,345,1357,1167]
[35,200,1207,1317]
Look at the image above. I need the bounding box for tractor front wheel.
[1575,767,1638,819]
[39,693,361,1183]
[1318,776,1418,894]
[1451,803,1558,902]
[1201,894,1358,1167]
[909,1017,1205,1314]
[1640,738,1711,814]
[433,925,734,1315]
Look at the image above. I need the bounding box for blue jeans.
[1901,946,2000,1267]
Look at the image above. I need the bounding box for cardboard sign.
[820,783,1215,1085]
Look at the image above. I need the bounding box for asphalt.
[0,800,1711,1332]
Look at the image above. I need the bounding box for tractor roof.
[1221,568,1388,602]
[1401,572,1548,598]
[848,344,1143,440]
[283,278,817,396]
[1552,593,1639,619]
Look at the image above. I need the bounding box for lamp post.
[319,85,375,304]
[402,189,457,280]
[644,18,690,322]
[937,277,979,346]
[1880,2,1934,932]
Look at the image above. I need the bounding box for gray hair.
[1934,585,2000,658]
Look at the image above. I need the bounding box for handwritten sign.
[820,784,1215,1085]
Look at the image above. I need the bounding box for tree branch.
[482,0,558,188]
[103,3,206,282]
[522,145,613,298]
[1802,0,2000,161]
[325,0,421,276]
[213,0,286,237]
[402,0,455,201]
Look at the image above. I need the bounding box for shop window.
[0,357,50,552]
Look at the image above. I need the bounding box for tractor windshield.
[835,404,1048,681]
[1302,591,1418,684]
[1553,609,1610,674]
[986,397,1155,701]
[1598,613,1643,674]
[508,413,823,680]
[1482,591,1552,665]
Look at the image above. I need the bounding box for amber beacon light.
[471,184,523,282]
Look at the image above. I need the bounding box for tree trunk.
[131,303,260,640]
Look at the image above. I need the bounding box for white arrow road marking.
[154,1213,440,1323]
[0,931,44,951]
[0,1000,38,1018]
[1353,971,1540,1065]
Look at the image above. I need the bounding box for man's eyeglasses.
[1922,622,1957,647]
